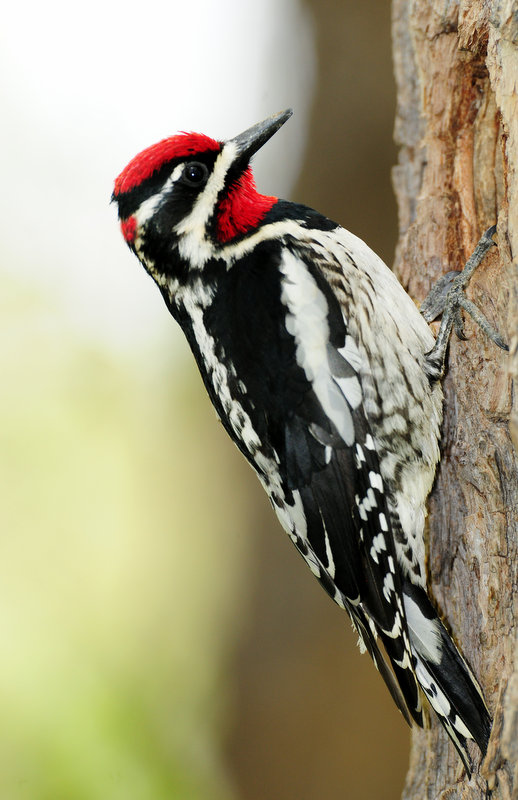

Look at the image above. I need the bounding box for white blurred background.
[0,1,408,798]
[1,0,313,359]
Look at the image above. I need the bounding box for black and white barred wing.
[274,244,423,726]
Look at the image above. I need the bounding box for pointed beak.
[230,109,293,161]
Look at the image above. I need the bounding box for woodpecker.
[113,109,503,772]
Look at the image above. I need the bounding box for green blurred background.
[1,0,409,797]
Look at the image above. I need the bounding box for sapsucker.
[113,109,505,772]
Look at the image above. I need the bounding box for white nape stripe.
[403,593,443,665]
[133,163,184,230]
[280,249,355,446]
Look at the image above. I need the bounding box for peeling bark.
[392,1,518,797]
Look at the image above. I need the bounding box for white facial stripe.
[133,194,160,229]
[176,141,237,238]
[133,163,185,228]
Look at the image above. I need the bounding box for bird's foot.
[421,226,508,380]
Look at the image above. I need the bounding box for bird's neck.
[216,167,277,242]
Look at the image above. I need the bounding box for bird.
[112,108,503,772]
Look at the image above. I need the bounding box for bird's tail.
[402,581,491,774]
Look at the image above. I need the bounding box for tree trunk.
[392,1,518,797]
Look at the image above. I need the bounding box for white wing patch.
[280,249,358,445]
[338,335,363,372]
[334,375,362,409]
[403,592,443,665]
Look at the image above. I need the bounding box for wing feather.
[275,242,423,724]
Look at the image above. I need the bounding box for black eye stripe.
[114,152,218,219]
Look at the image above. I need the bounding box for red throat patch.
[217,167,277,242]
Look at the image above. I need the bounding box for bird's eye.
[181,161,209,187]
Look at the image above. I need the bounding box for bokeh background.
[1,0,409,797]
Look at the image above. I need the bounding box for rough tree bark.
[392,1,518,798]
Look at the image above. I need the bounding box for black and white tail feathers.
[281,367,491,774]
[346,580,490,774]
[402,581,491,773]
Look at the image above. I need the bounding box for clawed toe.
[422,227,507,379]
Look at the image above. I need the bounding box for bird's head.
[112,109,293,282]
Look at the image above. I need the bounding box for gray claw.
[453,308,467,341]
[422,226,507,378]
